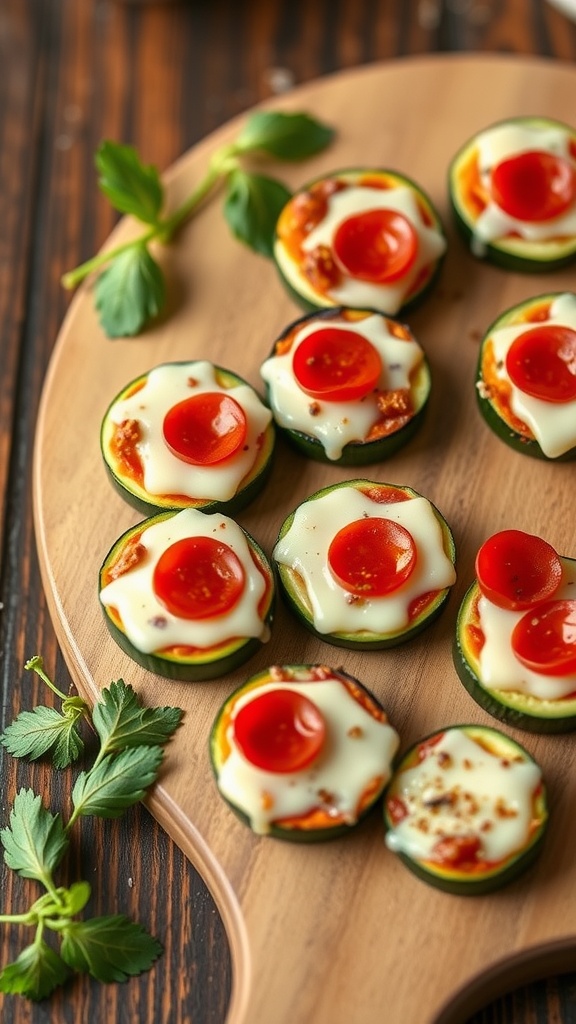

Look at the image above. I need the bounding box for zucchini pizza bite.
[273,480,456,650]
[210,664,400,840]
[383,725,548,895]
[273,169,446,317]
[260,307,431,465]
[101,360,275,515]
[99,508,275,681]
[454,529,576,733]
[449,116,576,271]
[476,292,576,460]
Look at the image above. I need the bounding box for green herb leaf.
[1,705,84,768]
[71,746,164,820]
[60,915,162,982]
[57,881,92,919]
[1,790,68,884]
[96,141,164,224]
[235,111,335,161]
[93,679,183,756]
[224,169,291,257]
[94,243,165,338]
[0,939,70,1001]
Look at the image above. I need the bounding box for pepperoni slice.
[328,517,417,597]
[163,392,247,465]
[475,530,563,611]
[292,327,382,402]
[332,208,418,283]
[505,325,576,403]
[233,688,326,773]
[512,599,576,677]
[491,149,576,223]
[152,536,245,619]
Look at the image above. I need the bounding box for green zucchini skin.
[453,577,576,734]
[274,480,456,651]
[273,168,446,317]
[100,362,276,516]
[99,511,276,682]
[448,116,576,272]
[209,664,396,842]
[475,293,576,461]
[383,725,548,895]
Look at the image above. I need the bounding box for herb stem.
[61,228,157,290]
[160,147,237,240]
[25,657,68,702]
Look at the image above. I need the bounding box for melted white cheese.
[385,729,541,864]
[279,184,446,314]
[478,556,576,700]
[99,509,269,653]
[273,488,456,635]
[107,361,272,501]
[260,314,425,460]
[471,123,576,253]
[217,673,400,834]
[487,292,576,458]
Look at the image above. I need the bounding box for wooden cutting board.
[33,54,576,1024]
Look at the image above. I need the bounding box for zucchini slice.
[273,168,446,317]
[449,116,576,271]
[99,509,275,682]
[273,480,456,650]
[210,664,400,841]
[260,307,431,466]
[100,361,276,516]
[383,725,548,895]
[476,292,576,460]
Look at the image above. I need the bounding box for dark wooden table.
[1,1,576,1022]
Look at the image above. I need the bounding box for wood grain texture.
[32,54,576,1024]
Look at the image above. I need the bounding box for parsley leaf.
[1,705,84,768]
[0,939,70,1001]
[1,790,68,885]
[61,915,162,982]
[70,746,164,821]
[92,679,183,757]
[235,111,335,160]
[96,141,164,224]
[94,243,165,338]
[224,169,291,257]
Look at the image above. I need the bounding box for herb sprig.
[62,111,334,339]
[0,660,183,1000]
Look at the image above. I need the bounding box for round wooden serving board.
[33,55,576,1024]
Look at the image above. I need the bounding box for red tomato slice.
[163,392,247,465]
[505,325,576,403]
[491,149,576,223]
[233,688,326,773]
[292,327,382,402]
[511,599,576,677]
[152,536,245,619]
[328,517,417,597]
[332,208,418,283]
[475,529,563,611]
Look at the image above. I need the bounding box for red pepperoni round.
[292,327,382,402]
[233,688,326,773]
[328,517,417,597]
[332,208,418,283]
[512,599,576,677]
[163,392,247,465]
[152,536,245,619]
[475,530,563,611]
[491,149,576,223]
[505,325,576,403]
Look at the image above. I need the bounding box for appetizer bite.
[476,292,576,460]
[99,508,275,681]
[210,664,400,840]
[273,480,456,650]
[454,529,576,732]
[101,360,275,515]
[260,307,431,465]
[273,169,446,316]
[383,725,548,895]
[449,116,576,270]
